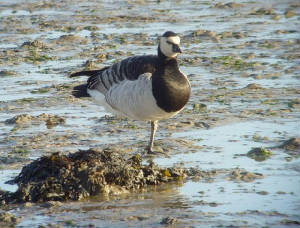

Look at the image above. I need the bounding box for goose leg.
[148,120,158,153]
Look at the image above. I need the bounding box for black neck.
[152,53,190,113]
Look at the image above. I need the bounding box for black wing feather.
[86,55,159,90]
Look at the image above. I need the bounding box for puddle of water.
[155,119,299,169]
[0,43,18,49]
[182,172,300,214]
[155,119,300,225]
[0,169,19,192]
[0,9,31,17]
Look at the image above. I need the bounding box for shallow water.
[0,0,299,227]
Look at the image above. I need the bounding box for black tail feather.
[69,67,109,78]
[70,70,99,78]
[72,84,90,98]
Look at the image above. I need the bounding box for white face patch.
[160,36,181,58]
[167,36,180,45]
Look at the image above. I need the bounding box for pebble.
[160,216,179,225]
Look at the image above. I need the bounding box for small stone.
[160,216,178,225]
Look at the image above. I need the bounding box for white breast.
[95,73,179,121]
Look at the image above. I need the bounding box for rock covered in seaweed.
[247,147,272,161]
[5,148,187,203]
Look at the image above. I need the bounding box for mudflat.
[0,0,299,227]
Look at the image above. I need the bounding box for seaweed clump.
[247,147,272,161]
[3,148,186,203]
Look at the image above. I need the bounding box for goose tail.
[70,70,99,78]
[69,67,109,78]
[72,84,90,98]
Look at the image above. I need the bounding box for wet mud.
[0,0,299,227]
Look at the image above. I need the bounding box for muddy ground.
[0,0,299,227]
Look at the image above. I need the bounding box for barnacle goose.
[70,31,191,153]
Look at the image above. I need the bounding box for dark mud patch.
[1,147,205,203]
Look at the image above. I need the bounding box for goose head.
[158,31,182,59]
